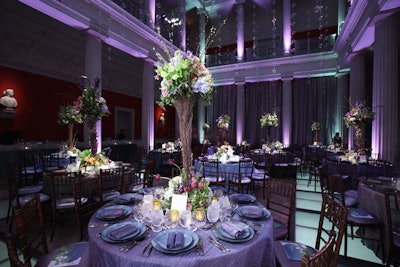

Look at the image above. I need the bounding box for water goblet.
[207,203,220,223]
[151,209,164,232]
[179,210,192,229]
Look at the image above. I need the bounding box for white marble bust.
[0,89,18,109]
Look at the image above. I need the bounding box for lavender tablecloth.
[88,203,275,267]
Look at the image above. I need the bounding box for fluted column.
[371,15,399,162]
[348,52,366,149]
[142,61,155,151]
[282,78,292,147]
[145,0,155,27]
[236,0,245,62]
[236,83,245,145]
[84,34,102,153]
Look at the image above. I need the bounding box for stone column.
[84,34,102,153]
[236,83,245,145]
[145,0,155,27]
[348,52,366,149]
[236,0,245,62]
[179,0,186,51]
[142,61,155,152]
[282,78,292,147]
[371,15,399,162]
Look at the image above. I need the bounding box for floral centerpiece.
[156,159,211,211]
[216,114,230,130]
[79,149,110,170]
[343,102,374,151]
[215,144,235,162]
[73,77,109,155]
[311,121,322,144]
[57,105,83,151]
[155,50,214,178]
[260,112,278,144]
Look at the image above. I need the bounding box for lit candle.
[195,208,205,221]
[170,209,179,222]
[211,195,217,203]
[152,199,161,210]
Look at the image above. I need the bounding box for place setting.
[235,205,271,221]
[211,220,254,244]
[114,193,143,205]
[95,205,132,221]
[151,228,199,254]
[229,193,256,204]
[100,221,147,245]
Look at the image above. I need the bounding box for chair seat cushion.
[231,177,251,184]
[347,208,381,225]
[334,194,358,207]
[18,184,43,195]
[56,197,76,209]
[12,193,50,207]
[205,176,224,183]
[344,189,359,200]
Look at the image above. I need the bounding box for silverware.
[208,236,230,253]
[145,245,154,257]
[241,219,264,227]
[198,237,204,256]
[90,223,110,228]
[142,241,152,256]
[120,235,146,252]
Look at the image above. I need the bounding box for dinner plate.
[157,231,193,251]
[151,229,198,254]
[101,221,146,244]
[229,194,256,204]
[236,205,271,220]
[114,193,143,204]
[95,205,132,221]
[211,222,254,243]
[216,221,250,240]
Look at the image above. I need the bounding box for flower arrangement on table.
[343,102,374,127]
[311,121,322,132]
[155,49,214,179]
[260,112,278,128]
[216,114,230,130]
[155,159,211,211]
[214,144,235,162]
[79,149,110,170]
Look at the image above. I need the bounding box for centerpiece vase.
[87,120,98,155]
[266,126,271,145]
[68,122,74,150]
[174,95,195,179]
[354,122,365,151]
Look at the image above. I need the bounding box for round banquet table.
[88,201,276,267]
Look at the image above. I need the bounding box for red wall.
[0,66,146,143]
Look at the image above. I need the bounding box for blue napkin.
[241,207,264,217]
[109,224,138,240]
[221,221,245,238]
[166,232,184,249]
[101,208,125,218]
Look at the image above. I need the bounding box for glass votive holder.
[170,209,179,223]
[143,194,153,204]
[193,208,206,228]
[152,199,161,210]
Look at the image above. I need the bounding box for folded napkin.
[109,224,138,240]
[236,195,252,203]
[350,209,373,219]
[241,207,264,217]
[221,221,245,238]
[118,195,135,203]
[166,232,184,249]
[101,208,125,218]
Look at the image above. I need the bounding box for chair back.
[7,162,22,209]
[239,158,253,178]
[6,232,30,267]
[266,178,296,240]
[315,194,348,266]
[99,167,124,203]
[143,158,156,187]
[48,171,82,207]
[301,231,337,267]
[123,167,142,193]
[384,188,400,265]
[202,158,222,185]
[72,178,102,241]
[326,173,358,208]
[14,195,48,266]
